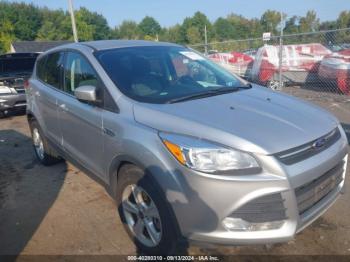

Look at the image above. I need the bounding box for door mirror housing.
[74,85,97,103]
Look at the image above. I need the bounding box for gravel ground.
[0,87,349,257]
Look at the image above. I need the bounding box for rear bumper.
[0,93,26,111]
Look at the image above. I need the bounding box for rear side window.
[44,52,64,89]
[63,52,98,95]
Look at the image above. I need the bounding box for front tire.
[266,80,281,90]
[116,164,181,255]
[29,120,61,166]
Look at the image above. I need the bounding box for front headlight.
[159,132,260,174]
[0,86,13,94]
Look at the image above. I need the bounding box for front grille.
[229,193,287,223]
[14,87,25,94]
[14,100,26,106]
[295,161,344,215]
[1,77,26,94]
[275,127,341,165]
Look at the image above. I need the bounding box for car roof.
[57,40,182,52]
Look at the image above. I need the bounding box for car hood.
[133,86,338,155]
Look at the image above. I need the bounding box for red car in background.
[208,51,254,78]
[250,43,331,89]
[318,49,350,95]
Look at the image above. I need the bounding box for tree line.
[1,1,350,54]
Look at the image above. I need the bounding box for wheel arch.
[108,154,186,243]
[26,110,36,123]
[108,154,150,195]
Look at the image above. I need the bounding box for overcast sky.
[11,0,350,27]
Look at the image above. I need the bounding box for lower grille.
[229,193,287,223]
[295,161,344,215]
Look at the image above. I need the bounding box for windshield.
[96,46,245,104]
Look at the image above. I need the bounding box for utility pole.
[278,11,284,90]
[204,25,208,55]
[68,0,78,42]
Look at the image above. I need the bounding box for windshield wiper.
[166,87,239,104]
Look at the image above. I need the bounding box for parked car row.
[207,51,254,79]
[319,48,350,95]
[208,43,350,94]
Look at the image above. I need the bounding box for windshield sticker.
[180,51,205,61]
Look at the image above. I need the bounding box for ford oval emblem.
[313,138,327,149]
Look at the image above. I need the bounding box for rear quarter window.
[40,52,64,89]
[46,52,64,89]
[36,56,47,81]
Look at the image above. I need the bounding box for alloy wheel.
[32,128,45,160]
[122,184,162,247]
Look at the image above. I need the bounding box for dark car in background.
[0,52,39,117]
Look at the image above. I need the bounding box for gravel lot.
[0,87,349,256]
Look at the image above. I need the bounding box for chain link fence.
[189,28,350,103]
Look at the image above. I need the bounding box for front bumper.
[159,127,348,245]
[0,93,26,111]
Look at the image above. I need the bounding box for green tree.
[320,21,337,30]
[118,20,140,39]
[247,18,263,38]
[73,10,93,41]
[36,7,111,42]
[284,16,299,34]
[299,10,319,32]
[261,10,281,34]
[138,16,161,38]
[0,19,15,54]
[336,11,350,43]
[181,12,212,43]
[337,11,350,28]
[0,1,347,53]
[36,9,72,40]
[214,17,234,41]
[159,25,183,43]
[110,27,120,39]
[75,7,110,40]
[0,2,42,41]
[186,26,202,44]
[226,14,252,39]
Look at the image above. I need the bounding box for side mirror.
[74,85,97,103]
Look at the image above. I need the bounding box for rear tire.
[29,120,61,166]
[115,164,181,255]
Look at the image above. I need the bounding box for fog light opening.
[222,217,285,231]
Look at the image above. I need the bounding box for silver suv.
[26,40,348,254]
